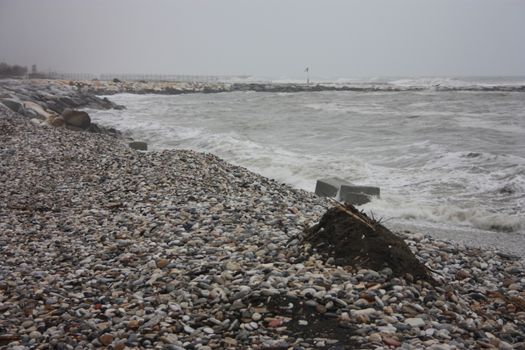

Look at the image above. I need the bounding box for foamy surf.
[361,197,523,233]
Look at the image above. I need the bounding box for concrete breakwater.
[0,79,124,113]
[77,80,525,95]
[1,81,525,349]
[3,78,524,103]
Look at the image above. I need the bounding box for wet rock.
[1,98,23,113]
[61,108,91,129]
[23,101,55,120]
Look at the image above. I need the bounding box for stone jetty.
[0,79,124,136]
[0,80,524,349]
[3,78,524,105]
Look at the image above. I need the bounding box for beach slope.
[1,92,524,349]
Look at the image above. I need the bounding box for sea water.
[88,77,525,253]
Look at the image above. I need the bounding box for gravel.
[1,88,525,349]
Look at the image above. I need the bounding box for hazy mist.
[1,0,524,77]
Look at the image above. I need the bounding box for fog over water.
[1,0,524,77]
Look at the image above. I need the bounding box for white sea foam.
[390,77,471,88]
[361,196,523,233]
[389,76,525,89]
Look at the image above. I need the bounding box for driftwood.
[303,203,434,282]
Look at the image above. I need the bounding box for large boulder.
[1,98,23,113]
[97,96,125,110]
[46,98,76,114]
[61,108,91,129]
[23,101,55,120]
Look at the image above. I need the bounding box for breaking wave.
[361,197,523,233]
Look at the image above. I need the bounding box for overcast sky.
[1,0,524,77]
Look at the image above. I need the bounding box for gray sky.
[1,0,524,77]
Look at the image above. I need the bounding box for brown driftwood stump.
[303,204,433,282]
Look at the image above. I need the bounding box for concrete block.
[129,141,148,151]
[339,185,380,205]
[339,192,372,206]
[340,185,380,197]
[315,177,352,197]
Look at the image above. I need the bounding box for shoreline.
[386,221,525,259]
[4,78,523,256]
[1,80,525,349]
[87,86,525,258]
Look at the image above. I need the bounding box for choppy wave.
[89,110,368,190]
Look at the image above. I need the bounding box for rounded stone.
[29,331,42,340]
[368,333,382,342]
[99,333,113,346]
[127,320,140,330]
[113,342,126,350]
[156,258,170,268]
[203,327,214,334]
[61,108,91,129]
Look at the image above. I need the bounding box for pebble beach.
[1,81,525,349]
